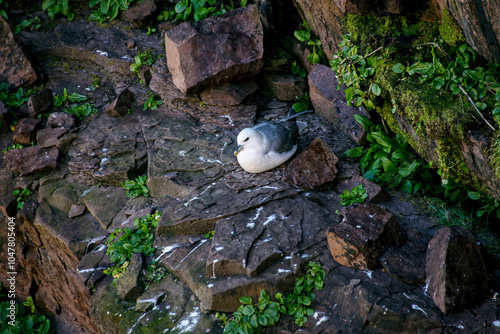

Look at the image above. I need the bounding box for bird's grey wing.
[254,121,298,154]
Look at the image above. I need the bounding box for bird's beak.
[234,145,243,156]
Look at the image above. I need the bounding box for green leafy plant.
[169,0,247,22]
[146,26,156,35]
[120,175,149,198]
[294,22,323,65]
[13,188,33,212]
[344,115,433,194]
[53,88,87,107]
[431,205,487,233]
[144,261,167,285]
[143,92,162,111]
[42,0,75,20]
[0,0,8,19]
[339,184,368,206]
[218,290,285,334]
[291,60,307,78]
[130,50,157,83]
[292,92,312,113]
[204,230,214,239]
[392,42,500,130]
[330,35,387,111]
[64,103,98,119]
[0,292,53,334]
[284,261,325,326]
[2,143,23,153]
[88,74,100,91]
[14,15,41,34]
[89,0,138,22]
[0,83,38,110]
[104,211,162,279]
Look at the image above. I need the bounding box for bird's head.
[234,128,263,156]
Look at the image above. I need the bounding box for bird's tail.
[277,108,314,123]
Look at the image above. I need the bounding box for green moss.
[439,9,466,46]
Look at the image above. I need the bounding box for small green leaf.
[392,63,406,74]
[371,83,381,96]
[239,296,252,305]
[294,30,310,42]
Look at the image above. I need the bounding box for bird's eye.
[244,137,249,142]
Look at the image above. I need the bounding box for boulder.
[0,16,37,88]
[283,137,339,190]
[425,226,490,314]
[164,5,264,94]
[308,64,370,145]
[0,100,11,132]
[344,174,390,203]
[123,0,157,23]
[69,204,86,218]
[326,203,405,270]
[135,289,165,312]
[4,146,59,176]
[12,117,41,145]
[48,112,77,129]
[36,127,68,148]
[116,253,147,301]
[104,88,135,118]
[200,79,259,106]
[82,186,128,230]
[27,88,53,117]
[264,73,306,101]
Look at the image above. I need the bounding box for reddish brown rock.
[48,112,77,129]
[347,174,390,203]
[283,137,338,190]
[104,88,135,118]
[264,73,306,101]
[308,64,370,145]
[425,226,490,314]
[12,117,41,145]
[4,146,59,176]
[200,79,258,106]
[27,88,53,117]
[123,0,157,22]
[326,203,405,270]
[164,5,264,94]
[0,16,37,88]
[36,127,68,148]
[69,204,86,218]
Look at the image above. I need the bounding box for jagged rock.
[425,226,490,314]
[77,245,109,285]
[116,253,146,301]
[264,73,306,101]
[56,133,77,154]
[46,184,78,213]
[123,0,157,22]
[68,112,147,186]
[36,127,68,148]
[0,173,17,217]
[0,16,37,88]
[105,88,135,118]
[344,174,390,203]
[135,289,165,312]
[380,228,431,285]
[308,63,370,145]
[48,112,77,129]
[109,203,153,231]
[4,146,59,176]
[69,204,86,218]
[149,58,257,128]
[27,88,53,117]
[326,203,405,270]
[164,5,264,94]
[82,186,128,230]
[283,137,338,190]
[200,79,259,106]
[12,117,41,145]
[0,100,11,132]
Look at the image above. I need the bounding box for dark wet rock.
[425,226,490,314]
[308,63,370,144]
[46,184,78,213]
[109,203,153,231]
[116,253,147,301]
[342,173,391,203]
[12,117,41,145]
[56,133,77,154]
[105,88,135,118]
[380,228,431,285]
[326,203,405,270]
[48,112,77,129]
[149,58,257,128]
[69,204,86,218]
[68,112,147,186]
[4,146,59,176]
[200,79,259,106]
[77,245,109,286]
[283,137,338,190]
[164,5,264,94]
[135,289,165,312]
[82,186,128,230]
[123,0,157,23]
[36,127,68,148]
[0,101,11,132]
[27,88,53,117]
[264,73,306,101]
[0,16,37,88]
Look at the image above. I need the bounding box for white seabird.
[234,110,313,173]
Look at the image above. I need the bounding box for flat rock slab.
[164,5,264,94]
[4,146,59,176]
[426,226,490,314]
[264,73,306,101]
[200,79,259,106]
[326,203,405,270]
[68,112,147,186]
[283,137,339,190]
[308,63,370,145]
[82,186,128,230]
[12,117,41,145]
[0,16,37,88]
